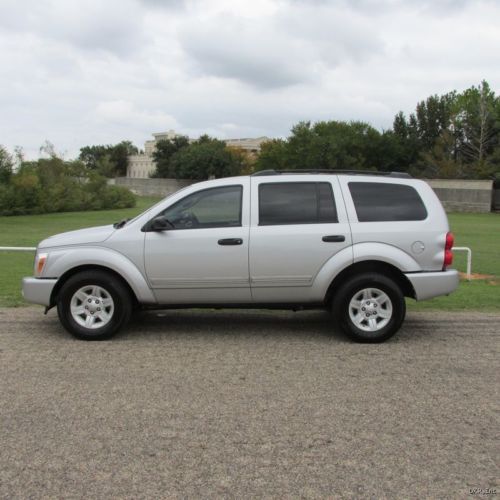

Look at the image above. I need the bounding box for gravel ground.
[0,307,498,499]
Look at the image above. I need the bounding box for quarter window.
[159,185,243,229]
[259,182,338,225]
[348,182,427,222]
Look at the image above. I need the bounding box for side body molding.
[43,247,157,304]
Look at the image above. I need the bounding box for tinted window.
[160,185,242,229]
[259,182,338,225]
[349,182,427,222]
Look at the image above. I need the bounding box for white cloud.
[0,0,146,56]
[0,0,499,158]
[94,100,179,130]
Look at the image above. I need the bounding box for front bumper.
[22,277,58,306]
[404,269,459,301]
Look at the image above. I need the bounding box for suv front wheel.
[57,270,132,340]
[332,273,406,343]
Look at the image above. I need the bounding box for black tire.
[57,270,132,340]
[331,272,406,343]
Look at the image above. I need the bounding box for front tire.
[332,273,406,343]
[57,270,132,340]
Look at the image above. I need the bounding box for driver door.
[144,178,251,304]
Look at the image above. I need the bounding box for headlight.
[34,252,48,277]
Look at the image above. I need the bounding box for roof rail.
[252,169,412,178]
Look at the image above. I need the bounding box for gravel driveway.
[1,307,498,499]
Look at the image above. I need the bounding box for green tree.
[79,145,112,170]
[392,81,500,178]
[254,139,288,171]
[0,145,13,184]
[110,140,138,177]
[227,146,254,175]
[169,136,242,179]
[412,93,455,151]
[392,112,420,168]
[39,140,59,159]
[255,120,385,172]
[79,141,138,177]
[453,81,500,177]
[413,130,463,178]
[94,155,116,178]
[151,136,190,177]
[0,149,135,216]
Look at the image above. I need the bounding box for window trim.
[258,181,338,226]
[144,184,244,231]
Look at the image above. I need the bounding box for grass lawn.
[407,212,499,312]
[0,203,498,310]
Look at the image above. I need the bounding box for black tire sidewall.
[332,273,406,343]
[57,271,132,340]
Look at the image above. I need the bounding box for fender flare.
[314,242,421,299]
[352,242,421,271]
[44,246,156,304]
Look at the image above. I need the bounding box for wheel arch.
[50,264,139,308]
[324,260,416,305]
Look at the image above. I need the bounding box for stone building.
[127,130,179,178]
[126,131,270,178]
[224,136,270,154]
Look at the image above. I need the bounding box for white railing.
[0,246,37,252]
[452,246,472,281]
[0,246,473,280]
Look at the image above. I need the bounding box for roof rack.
[252,169,412,179]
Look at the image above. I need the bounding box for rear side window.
[348,182,427,222]
[259,182,338,225]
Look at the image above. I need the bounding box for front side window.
[159,185,242,229]
[348,182,427,222]
[259,182,338,226]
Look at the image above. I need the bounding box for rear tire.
[331,272,406,343]
[57,270,132,340]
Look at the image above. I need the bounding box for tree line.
[0,146,134,216]
[256,81,500,179]
[145,80,499,180]
[150,135,252,179]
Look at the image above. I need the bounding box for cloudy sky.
[1,0,499,158]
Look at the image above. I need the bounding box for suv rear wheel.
[332,273,406,343]
[57,270,132,340]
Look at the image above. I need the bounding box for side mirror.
[149,216,175,232]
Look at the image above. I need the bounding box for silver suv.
[22,170,459,342]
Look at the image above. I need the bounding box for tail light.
[443,232,454,270]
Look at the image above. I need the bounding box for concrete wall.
[110,177,194,197]
[424,179,494,213]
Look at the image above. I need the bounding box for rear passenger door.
[249,176,352,303]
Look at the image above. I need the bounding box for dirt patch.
[459,271,497,282]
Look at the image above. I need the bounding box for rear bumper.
[22,277,57,306]
[404,269,459,301]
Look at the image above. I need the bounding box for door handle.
[218,238,243,246]
[322,235,346,243]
